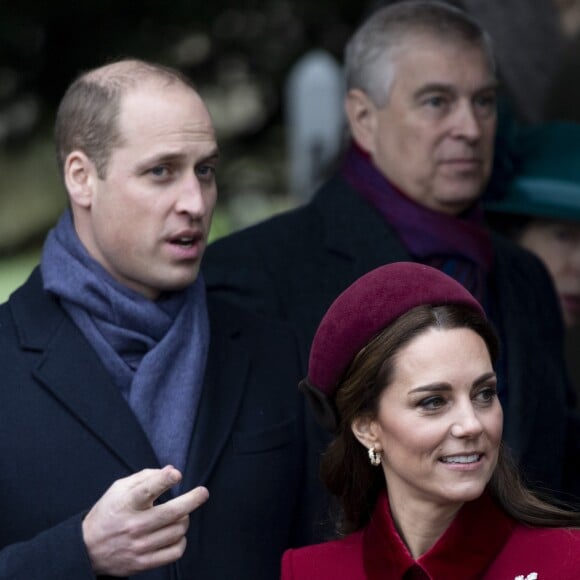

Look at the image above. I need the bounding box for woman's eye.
[553,226,576,243]
[475,387,497,404]
[419,396,446,410]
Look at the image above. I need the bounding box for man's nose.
[451,102,482,142]
[175,172,207,217]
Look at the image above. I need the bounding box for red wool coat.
[282,491,580,579]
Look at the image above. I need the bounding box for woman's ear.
[64,151,97,209]
[351,415,380,450]
[344,88,377,154]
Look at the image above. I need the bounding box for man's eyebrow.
[136,152,186,171]
[413,81,498,100]
[136,148,220,172]
[413,83,456,99]
[197,149,220,164]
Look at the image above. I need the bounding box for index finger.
[152,486,210,527]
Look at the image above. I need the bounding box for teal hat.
[486,122,580,222]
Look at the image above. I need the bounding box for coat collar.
[181,295,250,487]
[10,268,161,474]
[313,175,410,277]
[9,269,252,494]
[363,490,516,579]
[487,234,554,457]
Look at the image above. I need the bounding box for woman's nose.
[450,403,484,439]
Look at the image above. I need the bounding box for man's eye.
[196,165,216,179]
[473,93,497,117]
[424,96,445,108]
[150,166,169,178]
[476,95,496,107]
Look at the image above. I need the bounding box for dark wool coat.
[0,268,311,580]
[204,174,580,500]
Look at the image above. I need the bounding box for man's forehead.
[395,31,492,68]
[391,33,495,88]
[120,79,202,108]
[118,83,214,135]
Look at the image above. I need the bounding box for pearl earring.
[368,446,381,466]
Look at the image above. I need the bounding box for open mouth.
[172,237,196,248]
[439,454,482,464]
[168,231,202,248]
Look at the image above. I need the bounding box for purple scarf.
[341,144,493,302]
[41,210,209,478]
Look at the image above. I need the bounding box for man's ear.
[344,88,377,154]
[351,414,381,450]
[64,151,97,209]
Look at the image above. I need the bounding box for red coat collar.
[363,491,516,579]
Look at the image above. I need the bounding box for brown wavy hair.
[320,303,580,535]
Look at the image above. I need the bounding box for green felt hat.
[486,122,580,222]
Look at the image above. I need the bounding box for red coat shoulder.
[485,525,580,579]
[281,532,365,580]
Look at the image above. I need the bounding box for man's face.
[351,35,497,215]
[73,82,218,300]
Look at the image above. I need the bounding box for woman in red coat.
[282,262,580,579]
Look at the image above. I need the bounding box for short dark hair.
[54,59,196,179]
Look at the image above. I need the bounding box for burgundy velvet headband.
[306,262,485,398]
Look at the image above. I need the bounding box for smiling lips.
[439,454,482,464]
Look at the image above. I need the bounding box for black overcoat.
[204,174,580,500]
[0,267,311,579]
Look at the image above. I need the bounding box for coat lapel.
[489,235,567,480]
[181,297,250,489]
[11,268,160,474]
[489,238,541,456]
[315,176,411,280]
[363,491,515,579]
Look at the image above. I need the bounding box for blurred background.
[2,0,580,301]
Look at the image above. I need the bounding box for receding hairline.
[54,58,204,180]
[353,32,495,109]
[388,28,495,79]
[80,58,198,95]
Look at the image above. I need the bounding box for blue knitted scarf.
[41,210,209,476]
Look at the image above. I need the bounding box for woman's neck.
[388,493,463,559]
